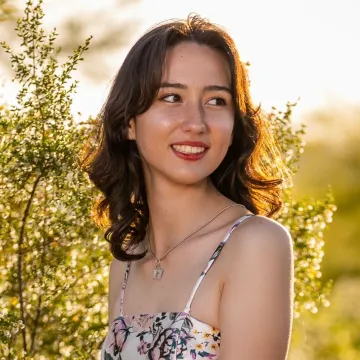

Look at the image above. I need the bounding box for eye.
[160,94,182,103]
[207,97,227,106]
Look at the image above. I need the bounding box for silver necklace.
[147,203,245,280]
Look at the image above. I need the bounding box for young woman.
[84,14,294,360]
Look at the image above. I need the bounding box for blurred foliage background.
[289,105,360,359]
[0,0,359,359]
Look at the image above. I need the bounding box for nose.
[180,102,207,133]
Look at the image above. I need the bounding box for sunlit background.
[1,0,359,358]
[2,0,360,127]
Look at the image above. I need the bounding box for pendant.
[152,260,164,280]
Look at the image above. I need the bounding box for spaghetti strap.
[183,214,254,314]
[119,262,131,316]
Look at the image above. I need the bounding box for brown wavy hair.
[81,14,291,262]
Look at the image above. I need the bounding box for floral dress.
[101,214,254,359]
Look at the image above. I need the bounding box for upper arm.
[108,258,126,329]
[219,216,294,360]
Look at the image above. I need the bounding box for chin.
[146,162,219,187]
[166,171,212,186]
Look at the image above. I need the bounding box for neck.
[144,176,234,258]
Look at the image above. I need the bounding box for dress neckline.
[112,311,221,333]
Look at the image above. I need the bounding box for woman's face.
[129,41,235,186]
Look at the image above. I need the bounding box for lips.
[171,141,210,149]
[172,144,206,154]
[170,141,209,161]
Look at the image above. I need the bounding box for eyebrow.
[159,82,232,95]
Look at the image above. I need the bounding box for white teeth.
[172,145,206,154]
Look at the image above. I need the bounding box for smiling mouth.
[171,144,206,154]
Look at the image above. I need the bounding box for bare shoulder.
[109,257,127,286]
[239,214,291,239]
[222,215,293,265]
[109,257,127,284]
[220,214,294,283]
[218,215,294,359]
[108,258,127,328]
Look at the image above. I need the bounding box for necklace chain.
[147,203,245,269]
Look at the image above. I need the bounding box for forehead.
[162,42,231,85]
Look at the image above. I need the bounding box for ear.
[127,118,136,140]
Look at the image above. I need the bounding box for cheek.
[134,108,178,155]
[208,114,234,145]
[138,107,179,135]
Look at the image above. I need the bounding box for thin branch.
[17,172,43,353]
[29,293,42,353]
[30,184,49,353]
